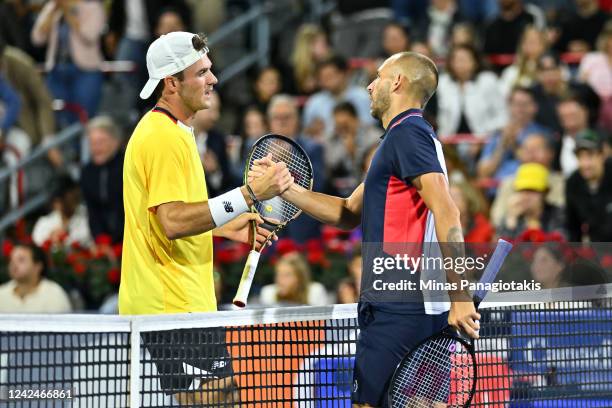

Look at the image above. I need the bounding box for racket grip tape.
[233,250,261,308]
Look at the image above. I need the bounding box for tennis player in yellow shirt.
[119,31,292,405]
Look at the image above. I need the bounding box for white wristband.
[208,187,249,227]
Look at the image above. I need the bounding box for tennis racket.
[387,239,513,408]
[232,134,314,308]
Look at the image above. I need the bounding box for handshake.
[246,156,294,201]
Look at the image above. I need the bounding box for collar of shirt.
[380,108,423,139]
[152,106,194,135]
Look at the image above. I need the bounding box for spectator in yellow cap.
[498,163,566,239]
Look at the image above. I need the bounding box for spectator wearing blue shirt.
[478,87,550,187]
[0,73,20,138]
[303,55,374,141]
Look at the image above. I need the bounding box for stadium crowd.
[0,0,610,313]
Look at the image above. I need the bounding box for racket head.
[244,133,314,226]
[388,327,477,408]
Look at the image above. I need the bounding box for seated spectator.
[449,22,479,49]
[362,21,412,83]
[530,244,568,289]
[578,21,612,129]
[497,163,565,239]
[478,87,548,183]
[0,72,30,210]
[336,277,359,303]
[449,180,494,243]
[484,0,542,55]
[554,0,609,53]
[490,132,565,227]
[31,0,106,122]
[249,66,282,116]
[192,91,239,197]
[154,7,187,37]
[233,106,268,175]
[437,44,507,139]
[303,55,374,140]
[0,243,72,313]
[259,252,328,306]
[557,95,591,175]
[325,102,380,196]
[0,35,61,168]
[499,25,548,98]
[32,176,92,248]
[531,52,600,134]
[413,0,464,59]
[566,130,612,242]
[80,116,124,244]
[268,95,324,243]
[289,24,331,95]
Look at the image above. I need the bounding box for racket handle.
[233,250,261,308]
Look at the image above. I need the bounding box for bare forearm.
[282,184,360,229]
[433,206,469,299]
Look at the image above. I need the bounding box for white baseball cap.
[139,31,209,99]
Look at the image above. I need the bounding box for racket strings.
[248,138,313,223]
[389,337,474,408]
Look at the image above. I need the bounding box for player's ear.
[391,73,402,93]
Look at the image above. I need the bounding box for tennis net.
[1,284,611,407]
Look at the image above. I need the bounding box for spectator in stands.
[235,107,268,174]
[484,0,542,55]
[437,44,507,139]
[555,0,609,53]
[450,22,479,49]
[0,35,62,171]
[268,94,324,243]
[531,52,600,134]
[336,277,359,303]
[32,176,92,248]
[566,130,612,241]
[413,0,464,58]
[0,2,30,53]
[0,243,72,313]
[530,244,568,289]
[497,163,565,239]
[382,21,411,58]
[259,252,328,306]
[490,132,564,227]
[250,66,282,115]
[106,1,191,109]
[0,72,30,210]
[578,21,612,129]
[192,91,239,197]
[303,55,374,140]
[289,24,331,95]
[154,7,187,37]
[478,87,549,183]
[557,95,592,175]
[500,25,548,98]
[449,180,494,243]
[31,0,106,123]
[80,116,124,245]
[326,102,380,196]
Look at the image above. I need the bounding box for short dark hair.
[509,86,536,103]
[15,243,48,277]
[152,33,209,100]
[333,101,358,117]
[317,55,348,74]
[53,176,79,200]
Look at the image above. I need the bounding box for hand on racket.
[232,134,314,308]
[387,239,513,408]
[216,212,277,251]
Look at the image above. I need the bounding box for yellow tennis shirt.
[119,108,216,315]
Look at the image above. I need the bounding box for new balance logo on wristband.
[223,201,234,213]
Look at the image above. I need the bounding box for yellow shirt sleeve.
[145,135,191,210]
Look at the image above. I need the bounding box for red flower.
[73,263,87,275]
[112,243,123,258]
[602,254,612,268]
[41,239,52,252]
[215,248,235,264]
[275,238,299,255]
[66,253,79,264]
[95,234,112,246]
[70,241,82,251]
[107,268,121,285]
[2,240,13,258]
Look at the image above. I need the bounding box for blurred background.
[0,0,610,313]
